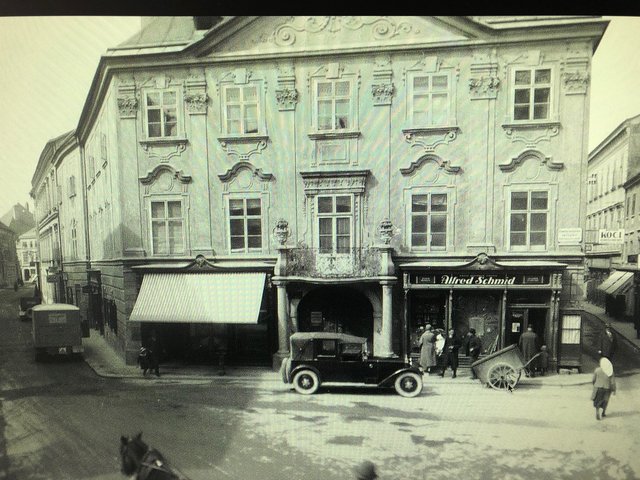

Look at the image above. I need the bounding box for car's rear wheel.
[394,372,423,397]
[292,369,319,395]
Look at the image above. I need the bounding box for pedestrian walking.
[467,328,482,379]
[145,330,161,377]
[592,356,616,420]
[598,324,617,360]
[137,346,150,376]
[518,326,538,376]
[440,329,462,378]
[418,324,437,374]
[353,460,378,480]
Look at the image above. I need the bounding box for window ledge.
[308,130,361,141]
[217,134,269,144]
[402,126,460,136]
[502,120,561,130]
[139,137,188,148]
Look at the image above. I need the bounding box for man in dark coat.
[598,324,617,360]
[440,329,462,378]
[467,328,483,379]
[518,326,539,377]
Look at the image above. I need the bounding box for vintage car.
[18,296,40,321]
[281,332,423,397]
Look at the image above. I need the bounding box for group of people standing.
[417,325,482,378]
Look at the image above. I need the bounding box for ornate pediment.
[465,253,501,271]
[139,164,192,194]
[204,16,472,56]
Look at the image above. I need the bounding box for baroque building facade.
[16,227,38,282]
[38,16,608,369]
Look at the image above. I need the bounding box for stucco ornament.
[378,218,397,245]
[273,219,291,246]
[275,87,299,110]
[371,83,394,105]
[117,97,138,118]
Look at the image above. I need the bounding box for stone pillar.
[272,279,290,370]
[378,280,395,358]
[290,297,301,333]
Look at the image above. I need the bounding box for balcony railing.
[285,246,382,278]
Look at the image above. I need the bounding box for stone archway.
[297,285,374,340]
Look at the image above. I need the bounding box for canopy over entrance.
[130,273,266,324]
[597,271,634,296]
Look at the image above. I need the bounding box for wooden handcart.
[471,344,540,391]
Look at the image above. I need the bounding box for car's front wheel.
[292,369,320,395]
[394,372,423,398]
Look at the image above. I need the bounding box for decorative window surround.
[139,138,188,163]
[217,135,269,161]
[402,126,460,153]
[403,54,459,130]
[217,68,267,136]
[499,149,563,173]
[300,169,369,251]
[139,164,192,195]
[502,122,560,148]
[400,153,461,176]
[308,63,360,135]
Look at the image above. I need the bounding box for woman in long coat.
[592,356,616,420]
[419,324,437,374]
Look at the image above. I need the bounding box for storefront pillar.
[378,280,395,358]
[272,279,290,370]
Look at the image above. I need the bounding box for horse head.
[120,432,148,476]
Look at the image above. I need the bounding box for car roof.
[290,332,367,344]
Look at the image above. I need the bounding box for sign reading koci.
[598,229,624,244]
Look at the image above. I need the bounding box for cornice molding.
[400,154,462,176]
[217,161,274,183]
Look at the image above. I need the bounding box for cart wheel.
[487,363,520,391]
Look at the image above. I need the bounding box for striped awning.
[597,271,634,296]
[129,273,266,324]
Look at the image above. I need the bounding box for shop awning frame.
[597,271,634,296]
[129,272,266,324]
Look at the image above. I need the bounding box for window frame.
[226,196,264,254]
[222,83,262,136]
[409,192,449,252]
[315,194,354,255]
[312,77,356,134]
[143,88,182,140]
[408,71,452,128]
[510,67,554,123]
[148,197,187,256]
[507,188,550,252]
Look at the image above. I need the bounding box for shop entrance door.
[506,308,547,348]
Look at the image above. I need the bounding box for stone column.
[378,280,395,358]
[271,279,290,370]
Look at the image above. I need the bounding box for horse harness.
[137,448,187,480]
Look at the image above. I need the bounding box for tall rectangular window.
[224,85,259,135]
[145,90,178,138]
[411,74,449,126]
[150,200,184,254]
[229,198,262,252]
[633,194,637,216]
[513,68,551,121]
[510,190,548,250]
[316,80,351,131]
[410,193,448,250]
[317,195,352,254]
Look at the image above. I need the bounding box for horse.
[120,432,188,480]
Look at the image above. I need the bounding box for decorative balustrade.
[284,246,382,278]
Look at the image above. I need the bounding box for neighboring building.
[43,16,607,370]
[0,221,19,288]
[31,131,81,306]
[586,114,640,322]
[16,227,38,282]
[1,202,36,237]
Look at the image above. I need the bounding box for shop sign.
[411,273,549,286]
[558,228,582,244]
[46,274,59,283]
[598,229,624,244]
